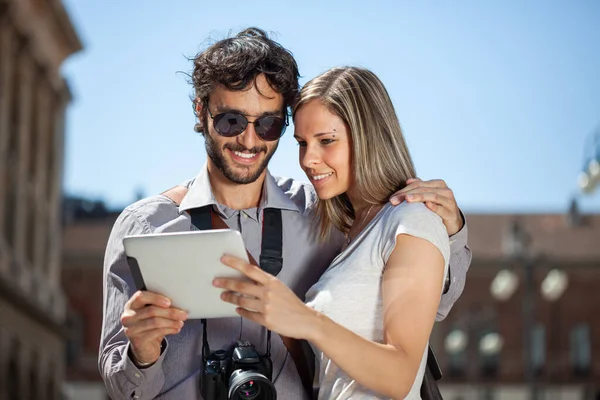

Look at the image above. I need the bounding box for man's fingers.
[403,187,454,201]
[394,179,451,202]
[403,186,453,197]
[405,192,453,208]
[426,201,455,224]
[121,305,187,328]
[397,181,421,194]
[418,179,448,188]
[125,317,184,337]
[136,305,187,322]
[400,179,448,192]
[128,290,172,310]
[425,201,439,213]
[132,328,181,347]
[391,180,427,203]
[392,187,456,207]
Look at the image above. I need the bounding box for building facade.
[435,212,600,399]
[61,202,600,399]
[62,199,117,400]
[0,0,81,399]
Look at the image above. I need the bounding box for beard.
[205,132,278,184]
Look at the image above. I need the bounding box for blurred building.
[0,0,81,399]
[61,201,600,399]
[435,212,600,400]
[61,198,117,400]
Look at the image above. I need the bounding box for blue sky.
[60,0,600,213]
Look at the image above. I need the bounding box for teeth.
[234,151,257,159]
[312,173,332,181]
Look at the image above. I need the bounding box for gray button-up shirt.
[99,164,471,400]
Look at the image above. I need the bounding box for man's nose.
[237,122,260,149]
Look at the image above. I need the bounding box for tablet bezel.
[123,229,250,319]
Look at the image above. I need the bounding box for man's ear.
[195,99,203,115]
[194,99,204,133]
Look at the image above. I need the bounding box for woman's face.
[293,100,353,200]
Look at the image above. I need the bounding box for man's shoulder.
[271,175,317,214]
[117,194,183,233]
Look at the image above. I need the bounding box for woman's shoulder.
[378,201,440,227]
[377,201,450,262]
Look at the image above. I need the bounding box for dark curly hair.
[192,27,300,133]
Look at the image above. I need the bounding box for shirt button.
[243,213,248,219]
[134,396,139,399]
[134,373,141,378]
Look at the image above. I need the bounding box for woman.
[213,67,449,399]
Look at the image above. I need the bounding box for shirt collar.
[261,171,300,212]
[178,162,300,215]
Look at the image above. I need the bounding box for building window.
[445,329,467,377]
[28,69,40,182]
[7,339,20,399]
[26,192,36,266]
[29,363,39,400]
[66,311,84,367]
[3,38,20,250]
[3,166,16,248]
[478,331,503,377]
[570,323,591,376]
[46,98,56,200]
[532,323,546,376]
[47,374,56,400]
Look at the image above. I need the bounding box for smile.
[227,148,261,164]
[233,151,258,159]
[312,173,333,181]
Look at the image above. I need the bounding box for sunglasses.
[207,108,288,142]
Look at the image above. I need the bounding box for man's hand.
[121,291,187,366]
[390,178,464,236]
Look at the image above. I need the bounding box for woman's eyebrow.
[293,131,337,139]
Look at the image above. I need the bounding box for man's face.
[203,74,284,185]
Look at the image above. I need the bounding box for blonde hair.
[293,67,416,240]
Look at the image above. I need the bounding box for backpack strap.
[161,185,189,206]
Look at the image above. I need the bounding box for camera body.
[201,340,276,400]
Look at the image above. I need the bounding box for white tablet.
[123,229,250,319]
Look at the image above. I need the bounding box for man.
[99,27,471,400]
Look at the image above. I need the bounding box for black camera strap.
[162,185,312,397]
[188,205,282,361]
[159,186,284,278]
[201,317,210,360]
[188,205,283,277]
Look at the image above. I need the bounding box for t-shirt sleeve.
[381,203,450,284]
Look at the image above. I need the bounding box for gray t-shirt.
[305,202,450,399]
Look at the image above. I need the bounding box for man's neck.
[207,163,266,210]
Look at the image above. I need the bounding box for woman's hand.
[214,255,319,340]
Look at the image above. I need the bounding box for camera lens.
[229,370,276,400]
[237,380,260,399]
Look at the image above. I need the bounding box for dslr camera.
[201,340,276,400]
